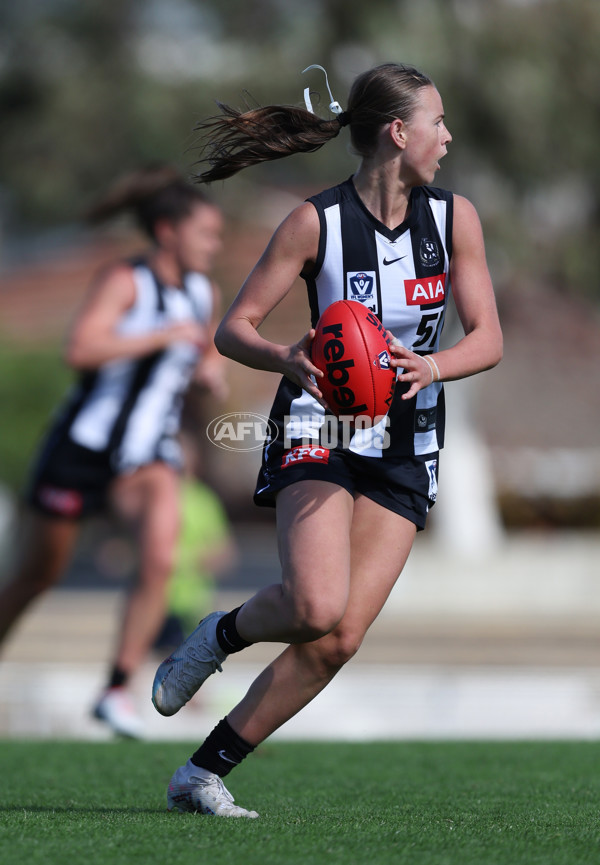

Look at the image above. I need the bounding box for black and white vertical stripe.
[298,178,453,457]
[65,261,213,471]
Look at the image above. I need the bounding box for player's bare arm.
[66,264,206,369]
[428,195,503,382]
[215,202,324,398]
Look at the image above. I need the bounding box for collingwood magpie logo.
[420,238,440,267]
[347,271,376,304]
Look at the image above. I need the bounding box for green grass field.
[2,740,600,865]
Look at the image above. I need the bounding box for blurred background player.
[153,434,238,652]
[0,164,227,737]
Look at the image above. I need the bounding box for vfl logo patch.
[281,445,330,468]
[347,271,376,303]
[404,273,446,306]
[375,350,391,370]
[420,238,440,267]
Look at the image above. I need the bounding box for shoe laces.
[176,642,223,695]
[210,775,235,806]
[191,772,235,806]
[187,639,224,672]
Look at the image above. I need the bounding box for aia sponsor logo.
[281,445,330,468]
[404,273,446,306]
[38,485,83,517]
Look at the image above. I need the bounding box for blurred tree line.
[1,0,598,299]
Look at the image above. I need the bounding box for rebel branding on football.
[310,299,396,425]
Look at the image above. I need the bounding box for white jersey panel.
[373,231,421,347]
[284,389,327,444]
[348,413,391,457]
[69,364,135,450]
[69,267,160,451]
[428,197,450,271]
[184,271,214,325]
[68,262,211,468]
[117,339,197,470]
[318,204,344,309]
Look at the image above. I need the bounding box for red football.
[311,300,396,425]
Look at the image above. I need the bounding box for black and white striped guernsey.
[270,178,453,458]
[53,259,213,473]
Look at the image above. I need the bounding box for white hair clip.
[302,64,343,116]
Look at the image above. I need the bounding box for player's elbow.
[474,321,502,371]
[479,342,503,374]
[64,336,93,370]
[488,331,503,369]
[494,343,503,368]
[213,318,241,360]
[213,321,228,357]
[63,338,81,369]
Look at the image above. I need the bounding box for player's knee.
[321,628,363,669]
[305,629,363,681]
[141,546,176,585]
[289,597,344,642]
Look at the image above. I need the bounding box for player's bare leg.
[235,480,356,643]
[0,512,78,647]
[110,463,181,674]
[228,495,416,744]
[159,491,415,818]
[152,481,356,716]
[94,464,180,737]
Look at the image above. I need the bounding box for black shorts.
[25,430,116,520]
[254,441,439,531]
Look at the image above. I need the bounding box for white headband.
[301,64,343,116]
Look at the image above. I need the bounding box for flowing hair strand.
[192,101,342,184]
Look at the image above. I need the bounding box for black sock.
[215,606,253,654]
[191,717,255,778]
[107,666,128,689]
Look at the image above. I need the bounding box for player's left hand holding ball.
[388,336,436,401]
[281,329,328,409]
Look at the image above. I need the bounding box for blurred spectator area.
[0,185,599,533]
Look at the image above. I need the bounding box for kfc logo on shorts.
[281,445,330,468]
[38,485,83,517]
[404,273,446,306]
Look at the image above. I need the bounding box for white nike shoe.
[167,760,259,818]
[152,611,228,716]
[92,687,144,739]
